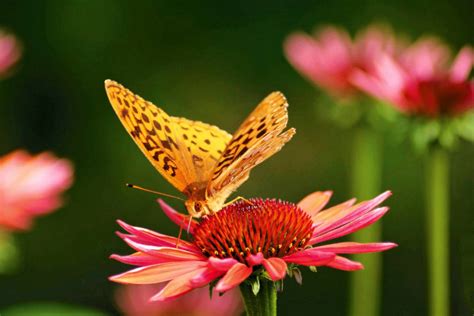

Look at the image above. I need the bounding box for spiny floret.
[193,198,314,264]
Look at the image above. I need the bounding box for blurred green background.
[0,1,473,315]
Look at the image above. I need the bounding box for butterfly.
[105,80,295,218]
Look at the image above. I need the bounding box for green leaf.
[275,279,284,292]
[456,112,474,142]
[251,276,261,296]
[293,268,303,285]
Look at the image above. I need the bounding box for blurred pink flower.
[284,24,398,97]
[352,38,474,116]
[0,150,74,231]
[0,30,21,77]
[116,284,243,316]
[109,191,396,301]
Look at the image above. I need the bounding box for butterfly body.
[105,80,295,218]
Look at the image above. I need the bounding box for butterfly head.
[185,200,212,218]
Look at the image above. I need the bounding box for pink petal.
[215,263,252,292]
[284,33,323,80]
[312,191,391,238]
[263,258,287,281]
[314,242,398,254]
[311,207,389,244]
[312,198,356,224]
[326,256,364,271]
[109,261,207,284]
[190,268,225,287]
[208,257,239,272]
[450,46,473,82]
[246,253,264,266]
[122,238,205,261]
[283,249,335,266]
[157,199,198,234]
[297,191,332,216]
[116,220,199,253]
[110,252,165,266]
[150,268,207,301]
[400,37,450,79]
[351,69,388,100]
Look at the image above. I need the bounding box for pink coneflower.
[351,38,474,117]
[284,24,398,98]
[0,29,21,77]
[0,150,74,231]
[116,284,243,316]
[110,190,396,301]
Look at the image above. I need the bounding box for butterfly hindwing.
[207,91,295,199]
[170,117,232,184]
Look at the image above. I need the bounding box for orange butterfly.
[105,80,295,217]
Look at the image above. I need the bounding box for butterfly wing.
[105,80,231,196]
[206,91,295,206]
[169,116,232,184]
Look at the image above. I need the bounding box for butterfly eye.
[194,202,202,212]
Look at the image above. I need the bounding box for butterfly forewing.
[105,80,192,191]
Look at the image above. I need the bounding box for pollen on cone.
[193,199,314,263]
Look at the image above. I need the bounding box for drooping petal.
[122,238,205,261]
[190,267,225,287]
[262,257,287,281]
[326,256,364,271]
[117,220,199,253]
[314,242,398,254]
[283,248,335,266]
[150,268,208,301]
[208,257,239,272]
[110,252,165,266]
[157,199,198,234]
[311,207,389,244]
[246,253,264,266]
[109,261,207,284]
[297,191,332,216]
[215,263,253,292]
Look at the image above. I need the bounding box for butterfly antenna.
[126,183,185,201]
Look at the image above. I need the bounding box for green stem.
[426,146,449,316]
[239,279,277,316]
[0,229,19,274]
[349,126,382,316]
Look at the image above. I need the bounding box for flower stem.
[239,278,277,316]
[426,146,449,316]
[0,229,19,274]
[349,126,382,316]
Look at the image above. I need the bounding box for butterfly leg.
[224,196,254,207]
[175,215,194,248]
[175,225,184,249]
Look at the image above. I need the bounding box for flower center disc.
[193,198,314,263]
